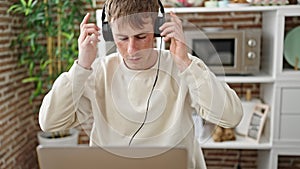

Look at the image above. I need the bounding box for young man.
[39,0,243,168]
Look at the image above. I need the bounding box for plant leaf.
[7,5,21,14]
[28,0,33,7]
[40,59,52,70]
[22,77,39,83]
[20,0,27,8]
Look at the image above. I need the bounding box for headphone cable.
[128,37,162,146]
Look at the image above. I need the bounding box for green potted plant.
[8,0,93,145]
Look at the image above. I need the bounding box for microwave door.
[192,38,237,75]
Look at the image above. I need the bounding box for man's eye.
[137,36,146,39]
[118,37,128,41]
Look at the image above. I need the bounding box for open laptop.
[36,145,188,169]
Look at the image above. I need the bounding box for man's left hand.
[159,12,192,72]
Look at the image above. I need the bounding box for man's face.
[111,17,156,70]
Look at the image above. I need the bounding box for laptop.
[36,145,188,169]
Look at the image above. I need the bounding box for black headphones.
[101,0,165,41]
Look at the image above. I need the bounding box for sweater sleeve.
[39,61,94,132]
[179,55,243,128]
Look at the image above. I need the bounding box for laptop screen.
[37,145,188,169]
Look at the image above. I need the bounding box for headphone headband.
[157,0,165,15]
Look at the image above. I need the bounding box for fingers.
[80,13,100,34]
[159,12,183,42]
[79,13,101,44]
[82,33,100,47]
[79,26,100,45]
[82,24,100,36]
[80,13,91,28]
[170,11,181,24]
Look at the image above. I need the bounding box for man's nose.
[127,38,137,55]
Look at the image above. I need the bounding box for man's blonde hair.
[105,0,160,30]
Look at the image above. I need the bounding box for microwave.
[184,29,261,75]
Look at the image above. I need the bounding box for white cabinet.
[163,5,300,169]
[279,87,300,140]
[274,83,300,144]
[281,88,300,114]
[280,115,300,139]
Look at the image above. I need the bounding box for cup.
[205,0,218,7]
[218,0,229,7]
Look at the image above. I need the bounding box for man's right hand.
[78,13,101,69]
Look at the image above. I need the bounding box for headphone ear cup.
[102,22,114,41]
[154,16,165,37]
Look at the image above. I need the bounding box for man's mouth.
[127,57,141,62]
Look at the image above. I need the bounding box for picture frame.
[246,103,269,142]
